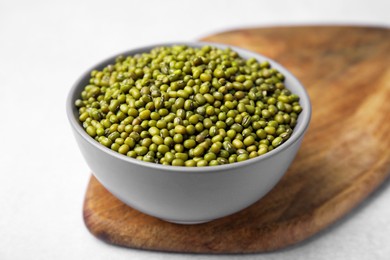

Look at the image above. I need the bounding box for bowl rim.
[66,41,312,173]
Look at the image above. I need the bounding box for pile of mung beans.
[75,45,302,166]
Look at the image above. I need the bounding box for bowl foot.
[161,218,213,225]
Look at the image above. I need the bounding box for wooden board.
[83,26,390,253]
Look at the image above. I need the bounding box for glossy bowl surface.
[67,42,311,224]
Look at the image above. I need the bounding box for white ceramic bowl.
[67,42,311,224]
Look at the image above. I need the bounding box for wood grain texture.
[83,26,390,253]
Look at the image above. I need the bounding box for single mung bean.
[118,144,130,154]
[272,137,283,147]
[185,160,197,167]
[232,139,244,149]
[193,146,205,157]
[197,160,208,167]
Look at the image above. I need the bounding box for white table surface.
[1,0,389,259]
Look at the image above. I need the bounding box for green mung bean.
[76,45,302,166]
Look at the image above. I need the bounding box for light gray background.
[0,0,389,259]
